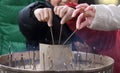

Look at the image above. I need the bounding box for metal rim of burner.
[0,51,114,73]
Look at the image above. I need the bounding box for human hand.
[72,3,96,30]
[54,5,75,24]
[34,8,53,27]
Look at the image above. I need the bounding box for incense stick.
[63,29,77,45]
[58,25,63,44]
[50,27,55,45]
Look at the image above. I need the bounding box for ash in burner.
[0,48,114,73]
[2,51,107,71]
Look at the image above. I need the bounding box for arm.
[89,4,120,31]
[73,3,120,31]
[18,1,51,41]
[18,1,74,44]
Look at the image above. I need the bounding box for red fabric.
[66,2,78,8]
[66,3,120,73]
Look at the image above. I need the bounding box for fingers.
[54,6,74,25]
[54,6,67,24]
[44,8,49,21]
[72,8,85,17]
[73,3,95,30]
[59,6,68,18]
[76,3,89,9]
[34,9,42,21]
[84,6,96,17]
[60,12,68,24]
[47,9,53,27]
[84,6,95,12]
[72,3,90,18]
[60,8,73,24]
[72,9,80,17]
[76,13,85,30]
[76,10,94,30]
[34,8,53,27]
[54,6,67,18]
[54,6,61,16]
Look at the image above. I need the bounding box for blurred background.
[0,0,119,55]
[96,0,119,5]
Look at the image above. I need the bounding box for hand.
[72,3,96,30]
[54,5,75,24]
[34,8,53,27]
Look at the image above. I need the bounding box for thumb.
[48,9,53,27]
[60,13,68,25]
[72,9,80,17]
[76,13,84,30]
